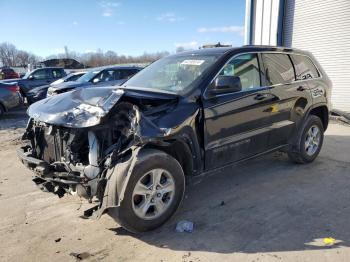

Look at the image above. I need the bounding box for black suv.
[0,67,66,97]
[17,46,331,233]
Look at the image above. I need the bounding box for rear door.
[261,53,312,148]
[51,69,65,81]
[203,53,276,170]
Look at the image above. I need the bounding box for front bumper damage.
[17,141,142,218]
[17,145,84,198]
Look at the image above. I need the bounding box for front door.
[203,53,275,170]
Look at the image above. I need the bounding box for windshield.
[124,54,219,94]
[77,70,100,83]
[23,71,32,79]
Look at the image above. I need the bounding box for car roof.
[174,45,308,56]
[91,65,143,71]
[33,67,64,70]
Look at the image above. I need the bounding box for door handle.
[297,86,306,91]
[254,93,268,100]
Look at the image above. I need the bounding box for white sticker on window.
[180,60,205,66]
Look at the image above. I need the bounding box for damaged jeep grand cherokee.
[17,46,331,232]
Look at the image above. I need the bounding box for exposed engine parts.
[20,100,142,202]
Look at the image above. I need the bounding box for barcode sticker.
[180,60,205,66]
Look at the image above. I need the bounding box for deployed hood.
[27,86,178,128]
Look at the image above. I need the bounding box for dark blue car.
[26,71,86,104]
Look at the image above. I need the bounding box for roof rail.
[201,42,232,49]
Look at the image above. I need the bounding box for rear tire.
[111,149,185,233]
[288,115,324,164]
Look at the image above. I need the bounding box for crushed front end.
[17,86,187,219]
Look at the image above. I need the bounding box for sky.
[0,0,246,58]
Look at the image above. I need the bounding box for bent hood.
[27,86,178,128]
[28,87,124,128]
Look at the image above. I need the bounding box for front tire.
[288,115,324,164]
[112,149,185,233]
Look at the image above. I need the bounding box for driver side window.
[31,69,48,80]
[219,53,261,90]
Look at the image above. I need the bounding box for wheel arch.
[308,104,329,131]
[144,139,194,177]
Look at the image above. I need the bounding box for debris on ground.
[220,201,225,206]
[69,252,91,260]
[175,220,194,233]
[323,237,336,246]
[54,238,61,243]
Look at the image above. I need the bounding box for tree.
[0,42,41,67]
[0,42,17,66]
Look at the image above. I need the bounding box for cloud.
[157,12,184,22]
[174,41,198,49]
[198,26,244,36]
[99,1,120,17]
[72,21,78,26]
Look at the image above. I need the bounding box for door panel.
[204,88,275,169]
[203,53,276,170]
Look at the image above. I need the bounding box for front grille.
[34,126,64,163]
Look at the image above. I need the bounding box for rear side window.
[119,69,139,80]
[52,69,64,79]
[291,55,320,80]
[219,53,261,90]
[262,54,295,85]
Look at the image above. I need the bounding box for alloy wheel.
[132,168,175,220]
[304,125,321,156]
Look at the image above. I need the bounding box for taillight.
[6,85,20,93]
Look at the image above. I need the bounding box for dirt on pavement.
[1,108,350,262]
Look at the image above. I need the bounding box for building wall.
[245,0,350,112]
[245,0,282,46]
[283,0,350,112]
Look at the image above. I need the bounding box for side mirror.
[210,75,242,94]
[92,78,100,84]
[28,75,35,80]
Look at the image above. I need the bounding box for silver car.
[0,82,23,116]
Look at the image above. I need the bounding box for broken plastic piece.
[175,220,194,233]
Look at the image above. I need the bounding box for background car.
[0,67,20,80]
[0,82,22,116]
[0,67,67,97]
[47,66,142,96]
[50,71,86,86]
[26,71,86,104]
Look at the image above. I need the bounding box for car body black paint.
[17,45,331,219]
